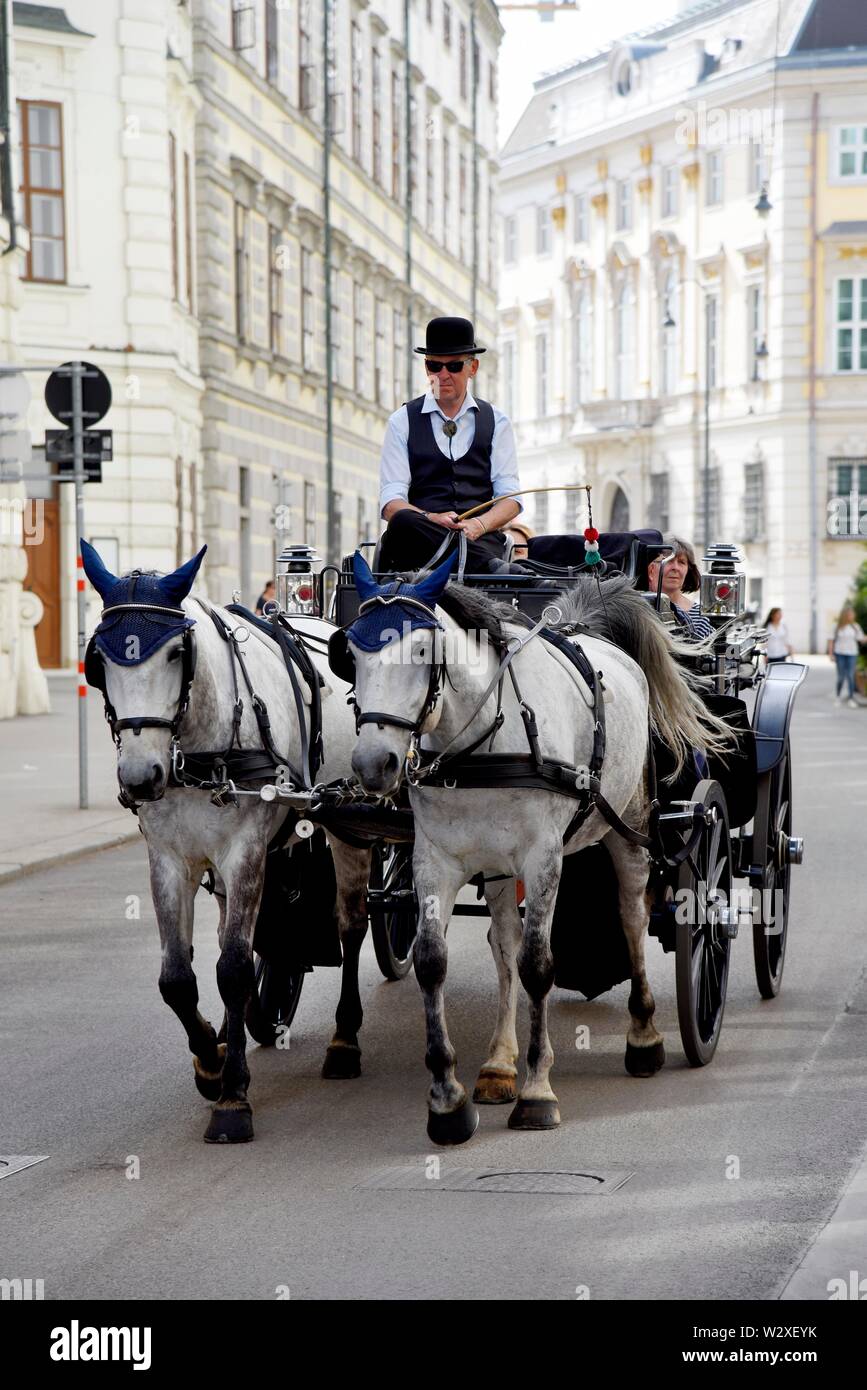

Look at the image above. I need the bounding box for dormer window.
[615,59,633,96]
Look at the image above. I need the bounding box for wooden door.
[25,497,61,668]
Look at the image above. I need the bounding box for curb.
[0,825,141,887]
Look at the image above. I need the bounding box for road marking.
[0,1155,49,1181]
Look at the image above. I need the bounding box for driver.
[378,316,523,573]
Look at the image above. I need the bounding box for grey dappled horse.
[347,551,732,1145]
[81,542,371,1143]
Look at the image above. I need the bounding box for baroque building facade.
[498,0,867,651]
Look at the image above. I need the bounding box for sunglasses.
[425,358,470,374]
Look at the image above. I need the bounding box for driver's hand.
[426,511,460,529]
[456,518,487,542]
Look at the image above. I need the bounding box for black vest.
[405,395,496,514]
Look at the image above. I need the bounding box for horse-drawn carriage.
[253,526,805,1073]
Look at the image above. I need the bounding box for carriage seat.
[526,529,666,586]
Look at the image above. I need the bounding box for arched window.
[573,288,593,405]
[614,278,635,400]
[661,270,678,396]
[610,486,630,531]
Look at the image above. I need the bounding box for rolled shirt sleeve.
[490,410,522,512]
[379,406,411,515]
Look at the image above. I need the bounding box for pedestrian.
[828,604,866,707]
[255,580,276,615]
[764,607,793,665]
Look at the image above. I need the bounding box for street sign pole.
[71,362,88,810]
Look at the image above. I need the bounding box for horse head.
[81,540,206,802]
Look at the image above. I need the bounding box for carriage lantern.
[699,543,747,621]
[275,543,322,615]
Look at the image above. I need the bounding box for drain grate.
[357,1166,633,1195]
[0,1155,49,1182]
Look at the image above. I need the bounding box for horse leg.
[204,843,267,1143]
[473,878,522,1104]
[150,851,226,1103]
[605,816,665,1078]
[322,838,372,1080]
[509,839,562,1130]
[413,840,477,1145]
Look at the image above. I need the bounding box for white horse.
[345,551,732,1145]
[81,542,371,1143]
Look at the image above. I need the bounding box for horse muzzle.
[118,758,168,803]
[351,745,403,797]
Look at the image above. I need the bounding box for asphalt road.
[2,663,866,1301]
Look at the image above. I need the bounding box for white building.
[499,0,867,651]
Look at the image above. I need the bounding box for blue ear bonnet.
[346,580,441,653]
[93,572,195,665]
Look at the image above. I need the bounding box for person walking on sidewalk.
[828,604,866,707]
[764,608,794,665]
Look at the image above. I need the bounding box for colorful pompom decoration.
[585,549,602,566]
[584,527,599,542]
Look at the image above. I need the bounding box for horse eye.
[167,646,182,662]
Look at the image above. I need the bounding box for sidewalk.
[0,677,139,884]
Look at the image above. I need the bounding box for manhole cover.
[0,1155,49,1182]
[357,1166,633,1195]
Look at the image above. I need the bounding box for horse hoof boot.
[321,1043,362,1080]
[193,1043,227,1101]
[508,1097,561,1130]
[427,1098,479,1146]
[473,1068,517,1105]
[204,1102,254,1144]
[624,1040,666,1078]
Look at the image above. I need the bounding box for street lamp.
[754,185,772,218]
[752,336,769,382]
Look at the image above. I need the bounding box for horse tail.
[563,575,737,777]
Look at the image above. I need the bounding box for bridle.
[348,592,448,738]
[86,605,196,744]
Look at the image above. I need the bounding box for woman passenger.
[645,535,713,642]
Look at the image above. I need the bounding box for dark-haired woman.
[645,534,712,642]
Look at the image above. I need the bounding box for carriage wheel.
[246,954,305,1046]
[752,747,793,1000]
[369,843,417,981]
[675,780,733,1067]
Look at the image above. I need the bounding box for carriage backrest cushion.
[528,529,664,583]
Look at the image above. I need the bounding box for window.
[409,92,418,204]
[169,132,179,300]
[837,126,867,179]
[504,214,518,263]
[573,289,592,405]
[393,307,405,406]
[232,2,255,51]
[661,271,678,395]
[706,149,723,205]
[615,279,635,399]
[502,340,516,418]
[459,24,468,101]
[574,193,588,244]
[301,247,314,368]
[351,21,363,163]
[835,278,867,372]
[356,493,369,544]
[536,204,550,255]
[426,136,435,229]
[535,488,549,533]
[565,487,584,532]
[743,461,765,541]
[705,294,719,387]
[827,458,867,536]
[443,135,451,250]
[697,466,720,547]
[330,292,340,382]
[535,332,548,418]
[353,283,365,394]
[372,49,383,185]
[610,486,630,531]
[375,299,387,405]
[299,1,314,111]
[265,0,278,85]
[234,202,249,341]
[391,71,402,201]
[615,179,632,232]
[459,152,468,260]
[648,473,669,533]
[426,0,434,24]
[489,59,496,104]
[748,140,767,194]
[443,1,452,48]
[268,226,283,354]
[183,151,194,311]
[239,465,251,602]
[304,480,316,546]
[662,164,678,218]
[748,284,765,380]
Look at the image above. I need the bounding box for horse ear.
[80,538,118,600]
[413,548,457,604]
[159,545,207,606]
[352,548,380,604]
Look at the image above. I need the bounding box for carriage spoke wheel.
[246,953,305,1046]
[675,780,733,1067]
[369,843,417,981]
[752,747,792,1000]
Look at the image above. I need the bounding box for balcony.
[579,398,662,431]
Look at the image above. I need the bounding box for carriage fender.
[752,661,807,776]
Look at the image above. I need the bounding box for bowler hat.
[414,316,487,356]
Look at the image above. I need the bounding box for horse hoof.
[473,1069,517,1105]
[203,1103,254,1144]
[625,1040,666,1077]
[321,1044,362,1080]
[193,1044,227,1101]
[508,1097,561,1130]
[427,1098,479,1146]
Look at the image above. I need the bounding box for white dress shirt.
[379,386,522,517]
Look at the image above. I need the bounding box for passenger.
[503,519,534,560]
[645,535,713,642]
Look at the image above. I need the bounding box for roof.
[12,3,93,37]
[793,0,867,52]
[820,222,867,238]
